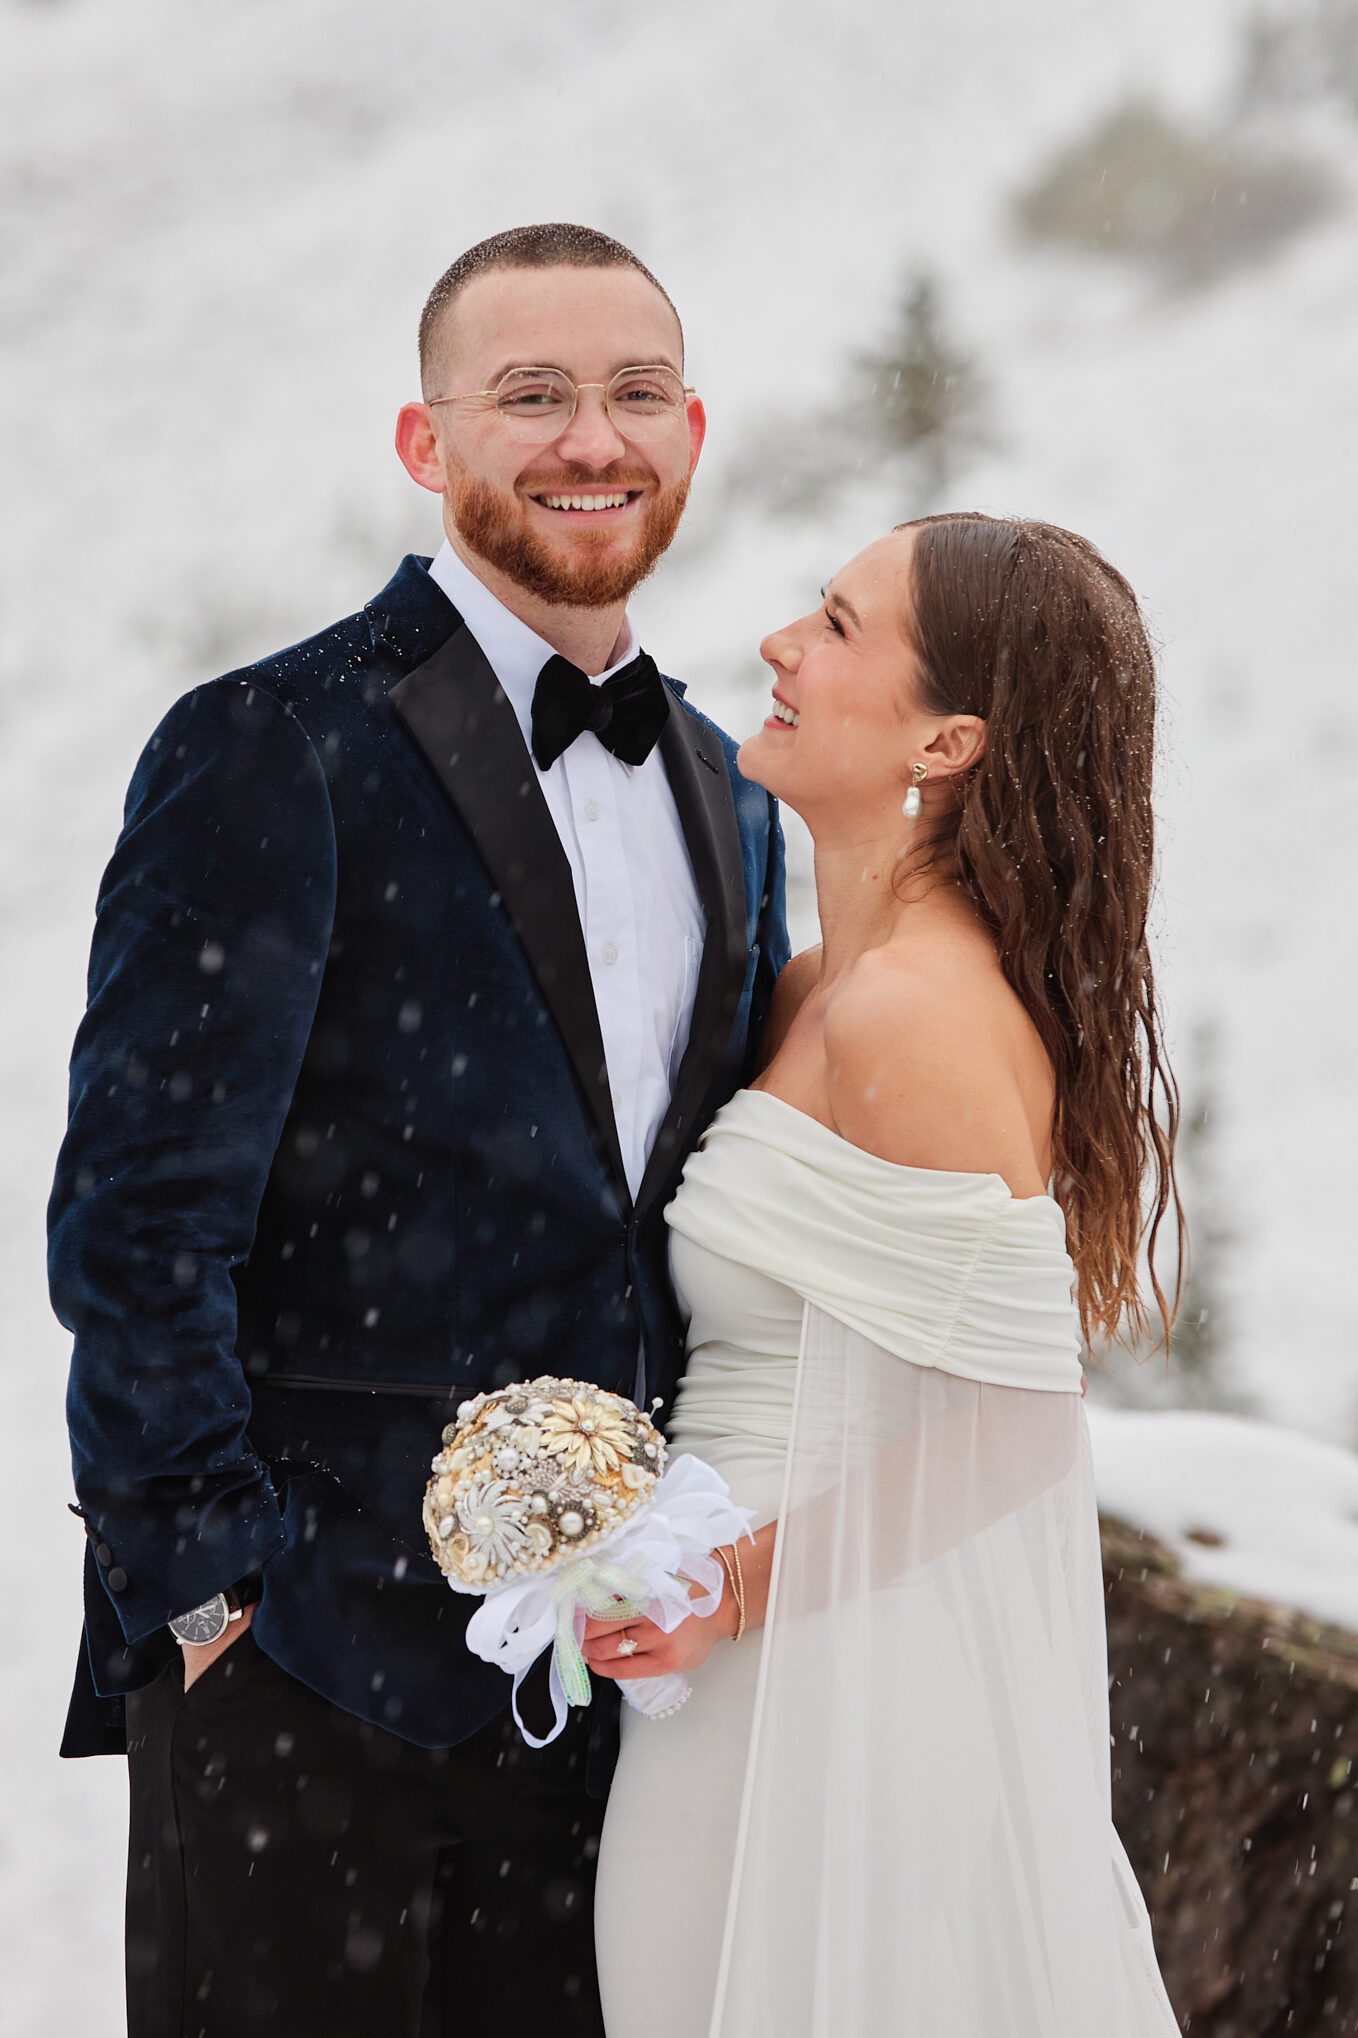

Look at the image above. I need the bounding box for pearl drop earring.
[902,761,928,820]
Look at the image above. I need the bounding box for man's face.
[418,265,704,608]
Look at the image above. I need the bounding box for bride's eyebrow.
[821,584,861,629]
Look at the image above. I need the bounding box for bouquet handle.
[621,1672,692,1720]
[462,1454,754,1746]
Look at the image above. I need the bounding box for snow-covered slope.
[3,0,1354,2027]
[1089,1408,1358,1632]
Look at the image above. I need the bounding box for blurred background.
[3,0,1357,2027]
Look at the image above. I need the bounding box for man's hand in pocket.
[182,1603,255,1691]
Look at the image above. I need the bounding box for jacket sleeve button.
[95,1543,113,1567]
[106,1568,129,1593]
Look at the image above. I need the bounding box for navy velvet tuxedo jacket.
[50,554,789,1759]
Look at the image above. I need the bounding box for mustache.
[517,462,656,493]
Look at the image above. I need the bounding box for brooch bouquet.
[424,1376,752,1745]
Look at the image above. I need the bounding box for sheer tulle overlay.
[595,1092,1177,2038]
[710,1306,1175,2037]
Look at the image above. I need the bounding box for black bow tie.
[530,650,670,772]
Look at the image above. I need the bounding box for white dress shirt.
[427,541,706,1203]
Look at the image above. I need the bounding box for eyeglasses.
[426,364,693,441]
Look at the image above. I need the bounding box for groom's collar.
[425,541,640,751]
[362,549,685,700]
[363,553,461,672]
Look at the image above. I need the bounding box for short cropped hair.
[418,222,682,390]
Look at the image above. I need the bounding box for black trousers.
[124,1632,606,2037]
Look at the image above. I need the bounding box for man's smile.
[528,487,646,518]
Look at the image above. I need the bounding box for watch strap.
[169,1572,263,1645]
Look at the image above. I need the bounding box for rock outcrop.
[1104,1517,1358,2035]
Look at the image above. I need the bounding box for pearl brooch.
[424,1375,664,1590]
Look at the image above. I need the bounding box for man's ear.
[685,394,707,478]
[395,403,445,494]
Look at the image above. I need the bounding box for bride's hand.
[581,1584,737,1682]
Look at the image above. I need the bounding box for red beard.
[447,460,690,608]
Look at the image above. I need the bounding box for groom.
[49,223,788,2037]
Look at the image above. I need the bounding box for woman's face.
[739,530,931,829]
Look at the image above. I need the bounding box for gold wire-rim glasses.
[426,364,695,440]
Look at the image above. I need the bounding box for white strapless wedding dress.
[594,1089,1178,2038]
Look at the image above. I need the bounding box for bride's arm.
[583,1359,1079,1684]
[582,1522,778,1681]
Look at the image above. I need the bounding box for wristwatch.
[168,1574,262,1648]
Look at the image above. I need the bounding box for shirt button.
[583,800,600,822]
[600,942,619,966]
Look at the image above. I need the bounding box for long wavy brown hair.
[899,512,1182,1349]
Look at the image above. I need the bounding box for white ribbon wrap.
[459,1454,754,1747]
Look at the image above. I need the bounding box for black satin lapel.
[636,693,749,1215]
[390,625,629,1201]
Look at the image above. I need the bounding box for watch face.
[169,1594,230,1646]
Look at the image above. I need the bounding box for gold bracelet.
[718,1545,747,1643]
[716,1547,736,1625]
[717,1548,742,1646]
[731,1541,747,1642]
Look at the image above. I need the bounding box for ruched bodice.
[666,1087,1083,1395]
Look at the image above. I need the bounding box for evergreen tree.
[852,274,985,500]
[1171,1020,1234,1399]
[724,267,987,519]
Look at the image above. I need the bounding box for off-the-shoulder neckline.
[731,1087,1060,1210]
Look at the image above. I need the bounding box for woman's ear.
[924,715,987,779]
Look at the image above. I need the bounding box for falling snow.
[3,1,1356,2029]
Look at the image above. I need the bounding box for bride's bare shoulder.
[757,946,823,1069]
[823,944,963,1089]
[823,940,1051,1183]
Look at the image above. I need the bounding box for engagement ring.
[616,1636,638,1657]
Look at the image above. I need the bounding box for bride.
[587,512,1183,2036]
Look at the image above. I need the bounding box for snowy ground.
[1088,1408,1358,1632]
[3,0,1357,2028]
